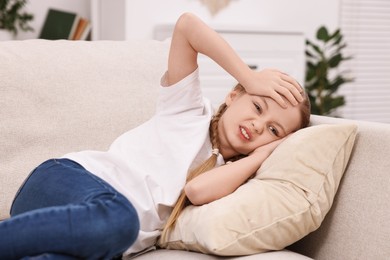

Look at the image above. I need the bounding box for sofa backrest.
[289,115,390,260]
[0,40,168,219]
[1,40,389,260]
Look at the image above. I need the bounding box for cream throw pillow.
[159,124,358,256]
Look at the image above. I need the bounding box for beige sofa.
[1,40,389,260]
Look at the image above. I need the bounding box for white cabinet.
[155,24,305,108]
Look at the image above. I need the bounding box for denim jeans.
[0,159,139,260]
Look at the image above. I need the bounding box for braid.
[160,84,245,243]
[159,81,311,243]
[159,102,227,244]
[209,103,227,149]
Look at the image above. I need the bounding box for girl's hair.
[159,101,228,243]
[159,83,310,243]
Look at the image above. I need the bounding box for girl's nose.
[251,120,263,135]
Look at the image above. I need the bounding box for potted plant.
[0,0,34,40]
[305,26,353,116]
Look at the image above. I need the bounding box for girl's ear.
[225,90,240,106]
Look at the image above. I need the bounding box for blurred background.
[3,0,389,123]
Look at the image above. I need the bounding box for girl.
[1,13,310,259]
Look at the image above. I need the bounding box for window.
[339,0,390,123]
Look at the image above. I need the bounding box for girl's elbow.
[184,183,204,206]
[176,13,198,33]
[177,12,197,25]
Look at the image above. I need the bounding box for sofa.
[1,39,389,260]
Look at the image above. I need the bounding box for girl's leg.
[0,159,139,260]
[20,254,79,260]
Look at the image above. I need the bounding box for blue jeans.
[0,159,139,260]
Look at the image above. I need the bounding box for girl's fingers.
[281,81,304,103]
[268,90,288,108]
[267,69,304,105]
[273,75,303,104]
[249,69,304,107]
[280,74,304,96]
[276,86,298,106]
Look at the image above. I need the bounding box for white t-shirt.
[63,68,225,254]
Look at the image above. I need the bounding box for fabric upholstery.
[289,116,390,260]
[159,124,357,256]
[0,40,168,220]
[1,39,390,260]
[128,249,312,260]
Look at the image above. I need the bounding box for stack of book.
[39,9,91,40]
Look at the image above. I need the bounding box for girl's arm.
[166,12,303,107]
[185,138,285,206]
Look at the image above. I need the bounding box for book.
[39,9,80,40]
[71,18,91,40]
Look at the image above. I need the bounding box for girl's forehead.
[256,96,302,132]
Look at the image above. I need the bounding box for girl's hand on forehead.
[245,69,304,108]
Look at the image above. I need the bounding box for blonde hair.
[159,101,228,243]
[159,83,310,243]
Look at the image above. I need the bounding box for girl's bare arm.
[185,138,285,206]
[166,12,302,107]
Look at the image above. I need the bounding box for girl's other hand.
[250,135,288,159]
[245,69,304,108]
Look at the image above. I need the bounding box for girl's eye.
[269,126,279,137]
[254,102,262,113]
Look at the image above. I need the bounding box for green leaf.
[327,76,347,92]
[305,79,320,91]
[305,77,317,87]
[323,96,345,115]
[306,68,316,82]
[328,54,342,68]
[306,51,321,62]
[310,44,324,57]
[329,43,347,57]
[308,95,321,115]
[305,26,352,117]
[317,61,328,78]
[316,26,329,42]
[333,96,346,108]
[0,0,9,11]
[0,0,33,34]
[329,29,340,41]
[305,50,315,58]
[306,40,325,56]
[334,34,343,45]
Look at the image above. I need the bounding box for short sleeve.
[156,68,205,117]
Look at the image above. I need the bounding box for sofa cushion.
[0,40,168,220]
[130,249,313,260]
[288,115,390,260]
[159,124,357,256]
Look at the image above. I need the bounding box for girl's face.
[218,90,302,159]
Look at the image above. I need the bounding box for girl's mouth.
[240,126,251,141]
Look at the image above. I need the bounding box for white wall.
[18,0,340,42]
[124,0,340,42]
[17,0,91,40]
